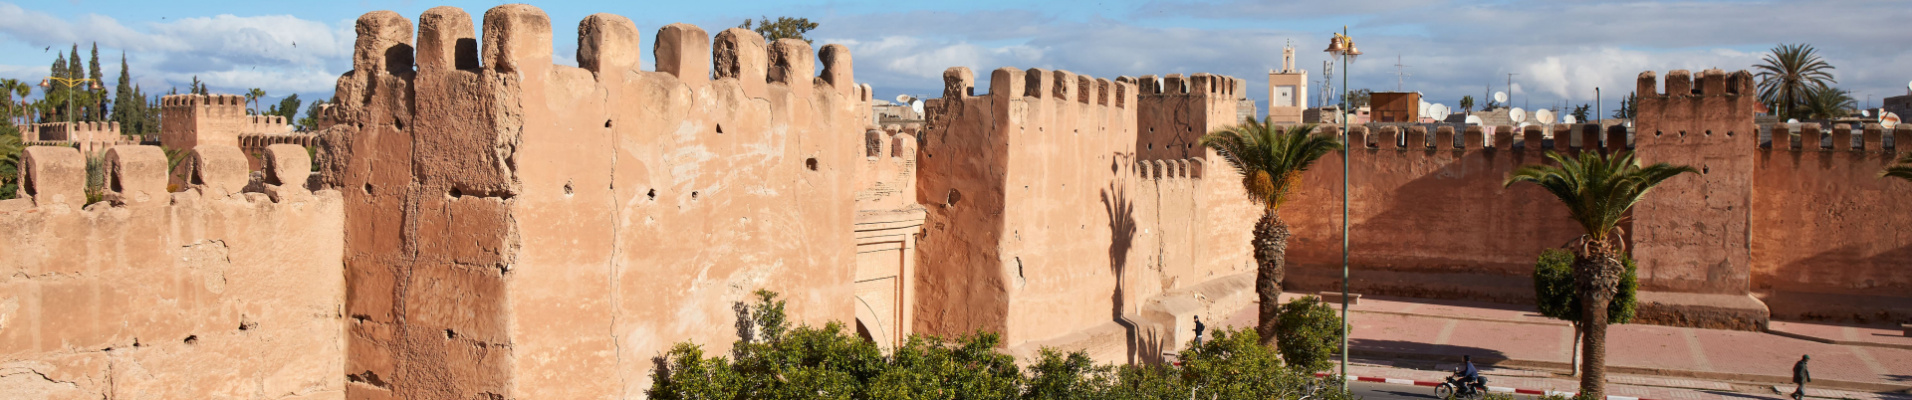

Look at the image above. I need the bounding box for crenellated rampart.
[160,94,293,153]
[0,144,344,399]
[25,121,133,157]
[919,65,1258,364]
[1753,123,1912,322]
[318,5,871,398]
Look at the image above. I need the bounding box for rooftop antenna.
[1506,72,1519,105]
[1322,60,1335,109]
[1394,55,1411,91]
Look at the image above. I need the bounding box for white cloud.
[0,3,352,96]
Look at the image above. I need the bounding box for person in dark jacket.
[1193,316,1206,346]
[1792,354,1811,400]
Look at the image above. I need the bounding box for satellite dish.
[895,94,916,104]
[1493,91,1508,103]
[1882,112,1900,129]
[1905,80,1911,93]
[1860,109,1871,117]
[1787,118,1800,124]
[1465,115,1484,125]
[1563,115,1578,124]
[1430,104,1449,119]
[1509,107,1526,123]
[1535,109,1555,124]
[910,100,925,115]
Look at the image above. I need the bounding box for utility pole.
[1506,73,1518,106]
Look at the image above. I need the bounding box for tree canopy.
[741,16,819,43]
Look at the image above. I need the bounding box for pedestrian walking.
[1193,315,1206,347]
[1792,354,1811,400]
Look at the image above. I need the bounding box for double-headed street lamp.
[40,76,104,126]
[1323,26,1360,393]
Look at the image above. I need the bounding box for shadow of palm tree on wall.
[1104,179,1156,364]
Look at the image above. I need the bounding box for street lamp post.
[1322,26,1360,393]
[40,76,104,127]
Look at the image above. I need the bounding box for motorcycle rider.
[1458,355,1483,396]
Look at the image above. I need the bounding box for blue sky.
[3,0,1909,117]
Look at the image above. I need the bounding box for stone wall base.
[1008,272,1256,365]
[1633,291,1770,331]
[1758,290,1912,326]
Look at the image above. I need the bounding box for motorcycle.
[1434,371,1489,400]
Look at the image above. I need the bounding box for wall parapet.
[0,143,342,398]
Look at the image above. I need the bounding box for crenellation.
[1898,125,1911,150]
[1053,69,1075,100]
[820,44,855,95]
[1434,126,1454,149]
[1666,69,1694,95]
[1406,126,1427,149]
[185,145,252,197]
[1378,125,1400,149]
[945,66,975,99]
[1024,68,1051,99]
[1463,126,1483,149]
[1697,68,1727,95]
[991,67,1023,99]
[1607,125,1628,151]
[1832,125,1852,151]
[1493,125,1515,150]
[418,6,478,73]
[102,145,168,207]
[1579,125,1599,150]
[1164,74,1186,94]
[714,28,768,98]
[1552,124,1570,151]
[1522,125,1544,151]
[1137,74,1159,95]
[1800,124,1823,150]
[578,13,641,75]
[770,38,814,95]
[653,23,709,83]
[19,146,85,208]
[1862,123,1882,151]
[1349,125,1370,148]
[1076,74,1092,104]
[264,144,313,187]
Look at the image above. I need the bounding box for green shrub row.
[648,291,1355,400]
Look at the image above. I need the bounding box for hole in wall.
[1702,165,1710,174]
[1679,130,1687,137]
[946,189,962,206]
[1705,130,1712,136]
[647,189,657,200]
[238,320,256,331]
[445,329,458,339]
[691,191,699,200]
[563,181,574,195]
[605,120,613,128]
[1655,131,1663,137]
[394,119,405,131]
[449,187,463,198]
[716,123,724,134]
[363,183,375,195]
[1148,143,1154,149]
[805,158,818,171]
[183,335,197,345]
[1726,131,1735,137]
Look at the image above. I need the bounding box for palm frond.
[1200,122,1343,211]
[1506,151,1696,243]
[1884,153,1912,182]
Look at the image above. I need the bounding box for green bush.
[1274,295,1346,373]
[649,292,1345,400]
[1534,249,1638,324]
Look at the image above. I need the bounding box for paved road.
[1346,380,1535,400]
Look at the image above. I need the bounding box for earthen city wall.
[0,144,344,399]
[319,6,870,398]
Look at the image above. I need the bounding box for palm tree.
[1460,95,1475,114]
[0,79,30,125]
[245,88,266,115]
[1799,86,1855,120]
[1505,151,1694,400]
[1883,153,1912,182]
[1200,120,1342,346]
[1753,43,1836,120]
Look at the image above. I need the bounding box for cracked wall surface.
[322,5,869,399]
[0,144,345,400]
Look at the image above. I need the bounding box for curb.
[1315,372,1657,400]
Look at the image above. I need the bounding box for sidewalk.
[1219,293,1912,395]
[1332,358,1912,400]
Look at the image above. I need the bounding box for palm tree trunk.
[1254,210,1290,347]
[1574,252,1624,399]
